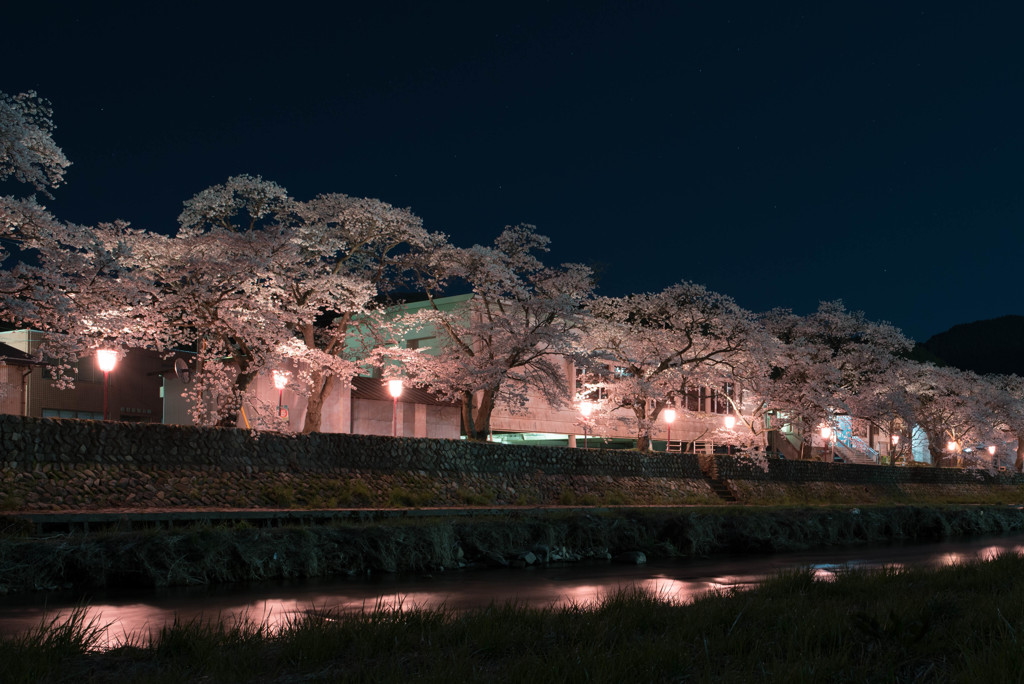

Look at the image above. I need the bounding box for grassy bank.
[3,505,1024,595]
[6,551,1024,682]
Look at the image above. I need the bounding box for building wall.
[0,333,164,422]
[350,397,461,439]
[0,364,27,415]
[164,367,460,439]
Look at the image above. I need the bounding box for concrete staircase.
[697,454,738,503]
[835,441,878,465]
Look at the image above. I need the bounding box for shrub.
[261,484,295,507]
[388,486,433,508]
[457,488,495,506]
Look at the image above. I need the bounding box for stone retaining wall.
[0,415,715,511]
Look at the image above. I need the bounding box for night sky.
[5,2,1023,342]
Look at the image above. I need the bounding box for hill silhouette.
[915,315,1024,377]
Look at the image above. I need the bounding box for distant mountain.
[914,315,1024,377]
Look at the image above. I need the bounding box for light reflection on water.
[5,535,1024,648]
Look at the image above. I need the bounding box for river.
[3,533,1023,646]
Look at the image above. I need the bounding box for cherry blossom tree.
[1,90,133,386]
[0,90,70,194]
[759,301,913,458]
[977,373,1024,471]
[845,359,919,464]
[118,175,296,425]
[1,89,72,329]
[908,363,997,467]
[281,193,430,432]
[403,225,594,440]
[584,281,754,451]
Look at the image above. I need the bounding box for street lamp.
[988,444,997,468]
[663,407,676,451]
[947,440,960,467]
[579,401,594,449]
[387,379,403,437]
[96,349,117,421]
[723,414,735,454]
[821,425,834,462]
[272,370,288,420]
[891,433,900,464]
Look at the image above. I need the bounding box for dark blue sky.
[5,1,1023,341]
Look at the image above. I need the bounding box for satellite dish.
[173,358,191,384]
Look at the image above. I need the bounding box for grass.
[9,553,1024,681]
[6,505,1024,595]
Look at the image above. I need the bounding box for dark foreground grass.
[7,552,1024,682]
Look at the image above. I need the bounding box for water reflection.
[5,533,1024,647]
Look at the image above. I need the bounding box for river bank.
[6,550,1024,682]
[4,504,1024,596]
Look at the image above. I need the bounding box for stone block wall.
[2,415,1022,512]
[0,415,715,511]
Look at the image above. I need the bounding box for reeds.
[6,505,1024,597]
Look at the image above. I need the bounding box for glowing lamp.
[96,349,117,421]
[386,379,404,437]
[947,441,958,452]
[820,426,832,440]
[579,401,595,449]
[272,370,288,421]
[96,349,117,373]
[663,407,677,450]
[988,445,997,456]
[387,379,404,398]
[724,414,736,429]
[891,434,900,446]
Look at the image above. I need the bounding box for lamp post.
[947,440,959,467]
[579,401,593,449]
[96,349,117,421]
[663,408,676,451]
[891,433,900,465]
[272,370,288,419]
[387,379,403,437]
[988,444,997,468]
[820,425,834,462]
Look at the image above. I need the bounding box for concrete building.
[160,358,461,439]
[0,330,163,422]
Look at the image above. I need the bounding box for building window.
[713,383,735,415]
[406,336,434,350]
[684,385,702,412]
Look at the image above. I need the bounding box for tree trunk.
[472,389,496,441]
[460,390,479,440]
[633,404,651,451]
[302,372,335,434]
[219,364,258,428]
